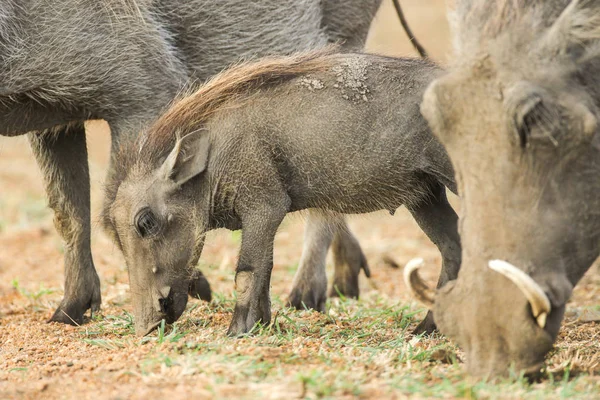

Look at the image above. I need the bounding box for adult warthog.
[406,0,600,377]
[104,51,460,336]
[0,0,391,326]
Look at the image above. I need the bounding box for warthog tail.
[392,0,428,58]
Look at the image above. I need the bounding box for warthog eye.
[514,95,542,148]
[135,208,161,238]
[512,92,560,148]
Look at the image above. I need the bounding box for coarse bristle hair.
[140,46,337,158]
[448,0,600,65]
[103,47,337,229]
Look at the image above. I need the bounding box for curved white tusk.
[403,258,434,308]
[488,260,551,328]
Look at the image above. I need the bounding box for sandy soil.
[1,1,599,399]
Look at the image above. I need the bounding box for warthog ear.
[421,79,449,139]
[542,0,600,57]
[160,132,210,186]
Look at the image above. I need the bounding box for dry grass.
[1,1,599,399]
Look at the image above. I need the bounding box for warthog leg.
[288,212,332,312]
[29,123,101,325]
[288,211,369,312]
[407,183,461,334]
[330,218,370,299]
[228,200,288,336]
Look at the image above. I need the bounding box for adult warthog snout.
[406,257,569,377]
[487,260,551,329]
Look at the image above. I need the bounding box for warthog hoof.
[227,301,270,337]
[329,275,360,299]
[329,255,369,299]
[330,231,370,299]
[188,269,212,302]
[49,267,101,325]
[412,311,437,335]
[288,285,326,312]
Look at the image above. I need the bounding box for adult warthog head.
[406,0,600,377]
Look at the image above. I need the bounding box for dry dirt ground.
[1,1,599,399]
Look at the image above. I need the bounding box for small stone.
[37,381,50,392]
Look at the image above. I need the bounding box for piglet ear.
[160,132,210,186]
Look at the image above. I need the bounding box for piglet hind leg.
[227,202,288,337]
[330,216,370,299]
[407,183,461,335]
[288,211,333,312]
[28,123,102,325]
[288,212,369,312]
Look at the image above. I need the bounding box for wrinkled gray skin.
[0,0,384,325]
[107,53,461,337]
[418,0,600,377]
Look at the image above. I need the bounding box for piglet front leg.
[227,264,272,336]
[227,202,288,337]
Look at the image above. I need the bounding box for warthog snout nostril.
[158,296,171,314]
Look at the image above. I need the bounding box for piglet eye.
[135,208,160,238]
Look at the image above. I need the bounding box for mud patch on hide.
[298,76,325,91]
[332,57,371,103]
